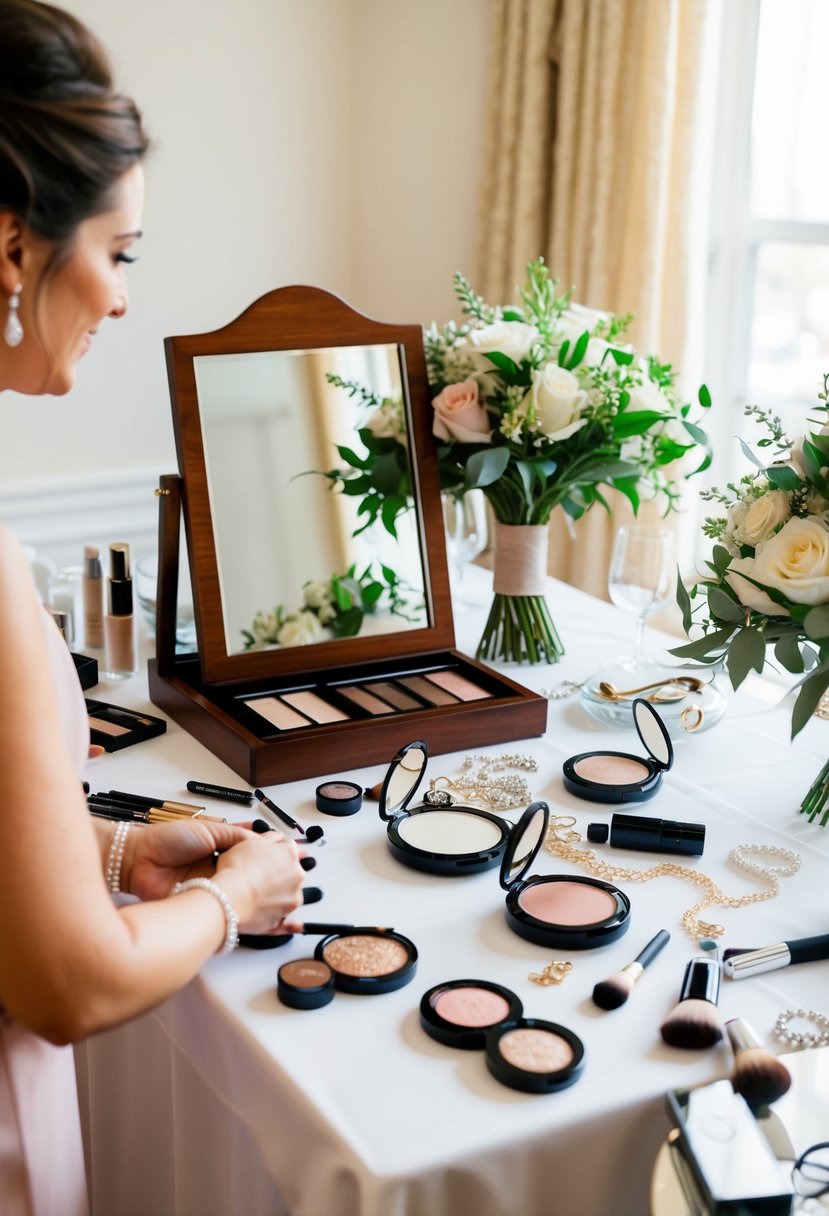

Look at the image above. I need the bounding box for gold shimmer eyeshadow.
[364,681,422,711]
[397,675,459,706]
[337,686,394,716]
[281,691,348,724]
[573,755,650,785]
[244,697,311,731]
[498,1027,574,1073]
[321,935,409,977]
[424,669,491,702]
[88,717,129,736]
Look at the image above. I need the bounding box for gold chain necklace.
[544,819,802,939]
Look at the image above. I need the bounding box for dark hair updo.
[0,0,149,255]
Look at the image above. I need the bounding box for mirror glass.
[193,343,428,656]
[381,743,428,818]
[503,803,548,885]
[633,700,673,768]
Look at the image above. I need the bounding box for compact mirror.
[499,802,549,888]
[633,699,674,770]
[378,740,429,820]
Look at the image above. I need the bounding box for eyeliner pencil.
[89,804,191,825]
[107,789,205,813]
[89,798,227,825]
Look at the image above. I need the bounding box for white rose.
[732,489,791,547]
[365,398,406,443]
[276,610,326,647]
[627,375,673,415]
[521,363,588,442]
[555,305,616,367]
[303,580,333,610]
[727,516,829,614]
[468,320,539,363]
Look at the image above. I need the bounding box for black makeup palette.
[562,699,674,805]
[496,804,632,949]
[377,740,514,876]
[85,698,167,752]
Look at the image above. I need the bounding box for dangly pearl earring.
[4,284,23,347]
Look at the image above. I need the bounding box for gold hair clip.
[529,960,573,986]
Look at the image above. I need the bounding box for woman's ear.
[0,212,24,294]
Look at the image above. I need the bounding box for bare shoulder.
[0,524,31,584]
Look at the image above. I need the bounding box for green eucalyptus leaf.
[466,446,510,488]
[737,438,765,470]
[708,586,743,622]
[611,410,669,439]
[682,420,709,446]
[698,383,712,408]
[484,351,520,377]
[766,465,800,492]
[336,445,369,470]
[612,476,640,514]
[676,567,693,634]
[791,663,829,738]
[669,624,736,660]
[803,605,829,641]
[774,633,805,673]
[726,627,766,689]
[711,544,733,576]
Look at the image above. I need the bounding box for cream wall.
[0,0,493,507]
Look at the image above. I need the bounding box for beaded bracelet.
[106,822,131,894]
[172,877,239,955]
[774,1008,829,1049]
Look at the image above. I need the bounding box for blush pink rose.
[432,380,492,443]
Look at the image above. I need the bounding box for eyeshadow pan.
[337,685,394,715]
[433,986,510,1028]
[244,696,311,731]
[365,681,421,711]
[572,755,650,785]
[281,690,348,724]
[518,880,618,926]
[425,669,492,702]
[498,1027,574,1073]
[396,810,503,855]
[278,959,332,989]
[321,934,408,977]
[397,675,459,706]
[88,717,129,737]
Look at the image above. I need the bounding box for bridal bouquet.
[672,377,829,745]
[425,258,711,662]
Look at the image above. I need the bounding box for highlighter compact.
[562,698,674,805]
[377,740,512,876]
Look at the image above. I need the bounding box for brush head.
[731,1046,792,1110]
[592,962,643,1010]
[660,997,724,1049]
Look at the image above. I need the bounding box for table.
[74,568,829,1216]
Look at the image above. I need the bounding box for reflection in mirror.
[507,805,547,883]
[193,343,428,656]
[384,744,428,816]
[634,701,671,767]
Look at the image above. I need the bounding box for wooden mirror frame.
[165,286,455,685]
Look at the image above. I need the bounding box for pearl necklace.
[433,752,539,812]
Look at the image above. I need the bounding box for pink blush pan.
[518,880,618,926]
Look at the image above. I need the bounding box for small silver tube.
[723,943,791,980]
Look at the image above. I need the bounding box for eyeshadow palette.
[85,698,167,752]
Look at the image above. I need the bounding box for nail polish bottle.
[83,545,104,649]
[102,543,137,679]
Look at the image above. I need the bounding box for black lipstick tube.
[587,812,705,857]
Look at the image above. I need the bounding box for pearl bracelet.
[172,877,239,955]
[106,822,131,894]
[774,1007,829,1049]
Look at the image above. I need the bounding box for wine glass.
[442,490,488,602]
[608,524,673,670]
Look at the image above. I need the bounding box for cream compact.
[497,803,632,949]
[562,698,674,805]
[420,978,585,1094]
[377,740,512,876]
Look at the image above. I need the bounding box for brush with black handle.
[660,957,724,1049]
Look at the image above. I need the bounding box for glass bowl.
[579,664,727,738]
[135,552,197,651]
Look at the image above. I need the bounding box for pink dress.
[0,605,91,1216]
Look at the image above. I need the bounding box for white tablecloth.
[74,568,829,1216]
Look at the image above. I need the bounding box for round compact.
[314,928,417,995]
[277,958,335,1010]
[562,698,674,804]
[316,779,363,817]
[377,740,511,875]
[497,803,631,949]
[420,979,524,1050]
[485,1018,585,1094]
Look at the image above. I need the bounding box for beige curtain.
[473,0,710,598]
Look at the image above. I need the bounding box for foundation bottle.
[83,545,104,649]
[102,543,137,679]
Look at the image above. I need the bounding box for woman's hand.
[121,820,253,901]
[214,833,305,934]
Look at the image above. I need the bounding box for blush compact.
[420,979,524,1049]
[562,698,674,804]
[496,803,631,949]
[377,741,512,876]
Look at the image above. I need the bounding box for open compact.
[497,803,631,949]
[420,978,585,1094]
[562,698,674,805]
[377,740,512,876]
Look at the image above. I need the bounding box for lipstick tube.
[102,544,137,679]
[587,812,705,857]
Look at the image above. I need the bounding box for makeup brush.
[592,929,671,1010]
[723,931,829,979]
[726,1018,792,1111]
[660,957,724,1049]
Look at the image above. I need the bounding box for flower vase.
[476,522,564,665]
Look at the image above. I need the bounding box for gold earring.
[680,704,704,732]
[529,960,573,985]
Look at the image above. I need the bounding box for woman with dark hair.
[0,4,305,1212]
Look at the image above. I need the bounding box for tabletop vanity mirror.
[148,285,547,783]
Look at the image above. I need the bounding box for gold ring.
[680,704,704,732]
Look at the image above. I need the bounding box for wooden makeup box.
[148,286,547,784]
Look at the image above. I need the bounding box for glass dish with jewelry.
[563,698,674,804]
[377,740,538,876]
[577,662,727,738]
[495,802,632,949]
